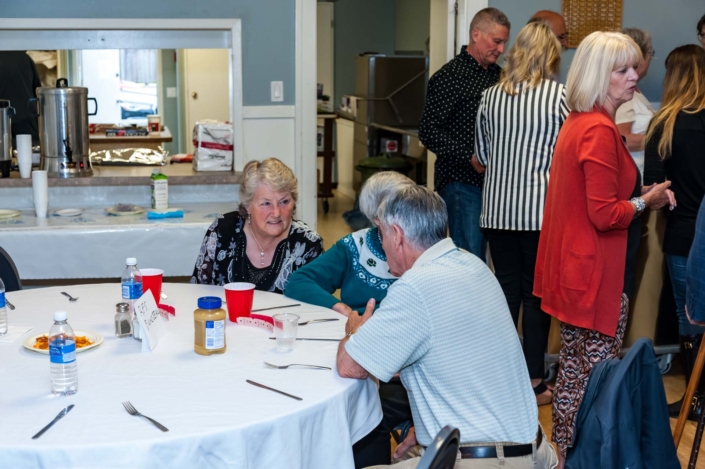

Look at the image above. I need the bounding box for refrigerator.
[351,55,429,189]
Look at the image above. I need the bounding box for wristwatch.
[630,197,646,218]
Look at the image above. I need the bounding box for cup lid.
[197,296,222,310]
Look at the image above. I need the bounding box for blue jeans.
[437,182,486,260]
[667,254,705,336]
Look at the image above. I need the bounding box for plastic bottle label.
[151,179,169,210]
[205,320,225,350]
[0,292,4,308]
[50,340,76,364]
[122,282,143,300]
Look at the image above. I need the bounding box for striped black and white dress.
[475,79,568,231]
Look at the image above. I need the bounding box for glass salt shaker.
[114,302,133,338]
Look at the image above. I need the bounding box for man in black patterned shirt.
[419,8,509,260]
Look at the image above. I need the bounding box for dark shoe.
[668,397,684,418]
[670,394,705,421]
[669,334,705,421]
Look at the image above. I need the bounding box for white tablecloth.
[0,284,382,468]
[0,204,233,279]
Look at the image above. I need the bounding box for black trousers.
[352,380,412,468]
[486,229,551,380]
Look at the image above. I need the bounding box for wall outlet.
[271,81,284,102]
[166,87,177,98]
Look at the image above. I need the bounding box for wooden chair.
[673,339,705,468]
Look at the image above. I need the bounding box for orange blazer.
[533,108,637,337]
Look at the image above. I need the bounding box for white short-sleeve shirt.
[616,90,655,174]
[345,239,538,446]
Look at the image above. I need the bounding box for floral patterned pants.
[552,293,629,454]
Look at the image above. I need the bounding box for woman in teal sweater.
[285,171,415,316]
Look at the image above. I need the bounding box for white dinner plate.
[23,330,104,355]
[54,208,84,217]
[0,209,22,219]
[105,206,145,216]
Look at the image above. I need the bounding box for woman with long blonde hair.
[644,45,705,421]
[474,21,567,407]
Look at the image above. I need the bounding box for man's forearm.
[336,337,369,380]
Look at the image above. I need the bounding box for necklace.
[248,218,268,266]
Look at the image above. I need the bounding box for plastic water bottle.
[49,311,78,396]
[122,257,143,341]
[0,277,7,335]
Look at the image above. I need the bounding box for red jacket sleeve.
[578,124,634,232]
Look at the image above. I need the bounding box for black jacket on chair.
[566,338,680,469]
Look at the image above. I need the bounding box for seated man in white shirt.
[337,184,557,468]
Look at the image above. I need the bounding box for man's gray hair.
[470,7,511,36]
[377,184,448,250]
[359,171,416,222]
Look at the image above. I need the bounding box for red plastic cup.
[140,268,164,304]
[224,282,255,322]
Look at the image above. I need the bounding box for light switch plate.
[271,81,284,102]
[166,87,177,98]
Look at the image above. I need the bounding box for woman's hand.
[470,155,486,174]
[642,181,673,210]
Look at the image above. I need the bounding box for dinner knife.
[251,304,301,313]
[268,337,341,342]
[32,404,75,439]
[246,379,303,401]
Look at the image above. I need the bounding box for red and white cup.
[224,282,255,322]
[140,268,164,304]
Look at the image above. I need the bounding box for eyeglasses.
[556,34,568,42]
[648,49,656,58]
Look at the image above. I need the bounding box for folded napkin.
[0,324,34,343]
[148,209,184,220]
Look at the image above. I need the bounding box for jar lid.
[116,302,130,313]
[197,296,222,310]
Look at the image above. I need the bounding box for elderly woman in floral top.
[285,171,415,316]
[191,158,323,293]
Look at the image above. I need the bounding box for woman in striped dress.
[475,21,568,406]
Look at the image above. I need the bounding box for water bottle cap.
[197,296,222,310]
[54,311,67,321]
[126,257,137,266]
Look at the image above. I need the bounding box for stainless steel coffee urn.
[29,78,97,178]
[0,100,15,178]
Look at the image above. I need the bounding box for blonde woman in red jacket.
[533,31,673,468]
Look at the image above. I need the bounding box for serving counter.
[0,203,234,280]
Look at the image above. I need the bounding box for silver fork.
[61,292,79,302]
[264,361,331,370]
[298,318,339,326]
[122,401,169,432]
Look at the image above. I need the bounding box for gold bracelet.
[345,329,357,340]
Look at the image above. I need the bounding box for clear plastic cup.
[273,313,299,352]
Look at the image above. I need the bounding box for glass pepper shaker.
[114,302,133,338]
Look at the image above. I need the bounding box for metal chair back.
[416,425,460,469]
[0,246,22,292]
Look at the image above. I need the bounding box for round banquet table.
[0,283,383,469]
